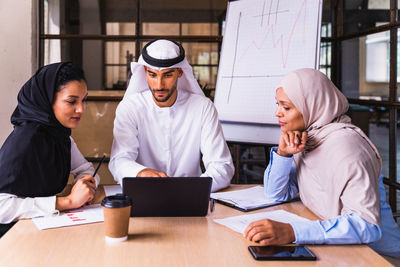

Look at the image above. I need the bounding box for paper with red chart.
[32,204,104,230]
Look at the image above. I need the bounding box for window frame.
[330,0,400,213]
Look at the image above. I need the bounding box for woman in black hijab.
[0,62,99,237]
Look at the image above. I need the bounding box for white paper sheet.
[104,185,122,196]
[214,209,310,234]
[210,186,277,210]
[32,204,104,230]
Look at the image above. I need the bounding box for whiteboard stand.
[228,142,271,184]
[220,121,281,144]
[214,0,322,183]
[221,121,281,184]
[215,0,322,142]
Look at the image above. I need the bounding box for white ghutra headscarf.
[125,39,204,98]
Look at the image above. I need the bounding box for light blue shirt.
[264,147,400,258]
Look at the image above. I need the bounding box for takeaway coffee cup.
[101,194,132,243]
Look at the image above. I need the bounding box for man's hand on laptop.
[137,168,168,177]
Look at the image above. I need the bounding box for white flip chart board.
[214,0,322,143]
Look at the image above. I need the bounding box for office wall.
[0,1,37,145]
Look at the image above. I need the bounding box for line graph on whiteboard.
[214,0,322,125]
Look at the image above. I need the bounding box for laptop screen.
[122,177,212,217]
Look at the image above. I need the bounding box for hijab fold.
[277,68,382,226]
[0,62,71,197]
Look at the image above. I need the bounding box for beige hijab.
[277,68,382,226]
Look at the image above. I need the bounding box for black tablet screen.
[248,245,317,261]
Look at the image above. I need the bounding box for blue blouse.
[264,147,400,258]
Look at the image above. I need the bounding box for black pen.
[210,198,215,212]
[93,155,106,177]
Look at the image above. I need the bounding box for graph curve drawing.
[215,0,322,125]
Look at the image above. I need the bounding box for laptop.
[122,177,212,217]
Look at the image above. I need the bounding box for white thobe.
[109,90,234,192]
[0,137,100,224]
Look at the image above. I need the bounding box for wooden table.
[0,185,392,267]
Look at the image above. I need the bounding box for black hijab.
[0,62,72,197]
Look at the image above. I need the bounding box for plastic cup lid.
[101,194,132,208]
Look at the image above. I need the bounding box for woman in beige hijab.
[244,68,400,258]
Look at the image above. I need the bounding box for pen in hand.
[93,155,106,177]
[85,155,105,206]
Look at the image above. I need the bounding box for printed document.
[210,186,277,210]
[32,204,104,230]
[214,209,310,234]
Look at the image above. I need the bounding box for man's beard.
[150,84,177,103]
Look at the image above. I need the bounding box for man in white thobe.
[109,39,234,192]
